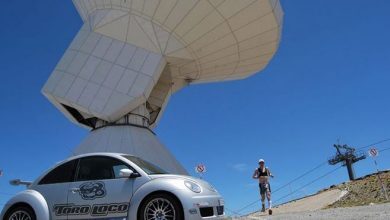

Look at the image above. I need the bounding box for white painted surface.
[73,126,188,175]
[72,0,283,84]
[43,24,165,123]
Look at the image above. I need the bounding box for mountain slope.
[240,170,389,219]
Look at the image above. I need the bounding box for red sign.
[195,164,206,173]
[368,148,379,157]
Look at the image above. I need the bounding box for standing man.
[252,159,274,214]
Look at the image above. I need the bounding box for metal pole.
[373,159,389,201]
[346,159,355,180]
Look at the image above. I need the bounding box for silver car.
[1,153,225,220]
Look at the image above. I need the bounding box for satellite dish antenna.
[42,0,283,174]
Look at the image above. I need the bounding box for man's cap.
[258,159,265,163]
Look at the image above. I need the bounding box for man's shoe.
[261,205,266,212]
[268,209,273,215]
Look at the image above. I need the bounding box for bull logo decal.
[79,181,106,200]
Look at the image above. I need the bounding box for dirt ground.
[237,189,346,219]
[328,171,390,208]
[255,189,347,216]
[238,203,390,220]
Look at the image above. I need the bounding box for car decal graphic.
[53,203,129,216]
[79,181,106,200]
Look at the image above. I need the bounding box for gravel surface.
[238,203,390,220]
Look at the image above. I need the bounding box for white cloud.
[232,163,249,172]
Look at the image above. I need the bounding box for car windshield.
[122,155,168,175]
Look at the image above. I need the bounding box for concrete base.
[73,125,188,175]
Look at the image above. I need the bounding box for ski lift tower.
[328,144,366,180]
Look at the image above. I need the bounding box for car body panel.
[0,190,49,220]
[34,182,70,219]
[66,179,133,219]
[128,175,224,220]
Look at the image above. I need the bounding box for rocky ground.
[234,170,390,220]
[327,171,390,208]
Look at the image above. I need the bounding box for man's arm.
[252,169,258,179]
[267,167,274,178]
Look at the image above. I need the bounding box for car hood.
[148,174,217,192]
[148,174,202,182]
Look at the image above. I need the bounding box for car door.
[33,159,78,219]
[67,156,136,219]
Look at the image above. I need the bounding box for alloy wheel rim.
[9,210,31,220]
[144,198,176,220]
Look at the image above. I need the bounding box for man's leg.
[266,183,273,215]
[259,183,266,212]
[267,190,272,209]
[261,193,266,212]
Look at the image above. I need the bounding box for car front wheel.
[139,193,183,220]
[5,205,36,220]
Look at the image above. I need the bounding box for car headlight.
[184,181,202,193]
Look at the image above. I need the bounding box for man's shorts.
[259,182,271,194]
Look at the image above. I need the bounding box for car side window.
[39,159,77,185]
[76,156,132,181]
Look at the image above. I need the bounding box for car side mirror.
[119,169,140,178]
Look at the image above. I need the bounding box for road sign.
[368,148,379,157]
[195,164,206,174]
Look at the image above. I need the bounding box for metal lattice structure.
[328,144,366,180]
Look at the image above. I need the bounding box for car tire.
[139,193,183,220]
[4,205,36,220]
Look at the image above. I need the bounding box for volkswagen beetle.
[1,153,224,220]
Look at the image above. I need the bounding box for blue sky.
[1,0,390,216]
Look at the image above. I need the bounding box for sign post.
[368,147,389,201]
[195,164,206,179]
